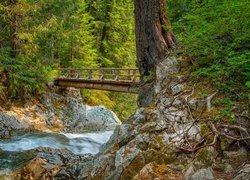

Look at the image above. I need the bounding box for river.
[0,131,113,171]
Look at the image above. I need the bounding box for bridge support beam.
[56,79,139,93]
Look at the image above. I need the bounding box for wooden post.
[132,69,136,81]
[112,69,116,80]
[87,69,92,80]
[67,69,71,78]
[128,69,131,81]
[99,69,104,80]
[116,70,119,81]
[58,68,139,82]
[77,70,81,79]
[58,69,61,78]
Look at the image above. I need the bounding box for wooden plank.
[56,78,140,86]
[56,68,140,93]
[56,80,139,93]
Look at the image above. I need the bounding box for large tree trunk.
[134,0,176,107]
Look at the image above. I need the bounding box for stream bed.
[0,131,113,171]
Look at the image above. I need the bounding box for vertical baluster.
[87,69,92,79]
[67,69,70,78]
[138,69,140,81]
[112,69,115,80]
[132,69,136,81]
[77,69,80,79]
[117,69,120,81]
[113,69,117,81]
[128,69,131,81]
[99,69,104,80]
[58,69,61,78]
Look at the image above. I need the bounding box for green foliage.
[0,0,137,119]
[109,92,137,121]
[214,98,236,122]
[168,0,250,100]
[82,90,115,110]
[82,90,137,121]
[0,48,48,96]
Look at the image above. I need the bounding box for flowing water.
[0,131,113,171]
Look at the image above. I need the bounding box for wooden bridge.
[55,68,141,93]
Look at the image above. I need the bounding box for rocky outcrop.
[133,162,182,179]
[0,88,121,136]
[41,89,121,132]
[83,56,249,179]
[1,55,249,179]
[11,147,93,179]
[0,113,31,138]
[87,56,196,179]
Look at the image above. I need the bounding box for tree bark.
[134,0,176,107]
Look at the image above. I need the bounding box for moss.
[220,137,233,151]
[143,102,157,115]
[195,148,212,165]
[200,124,211,137]
[120,153,146,179]
[39,104,48,112]
[148,135,164,150]
[52,100,63,110]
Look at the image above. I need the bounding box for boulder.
[19,147,93,179]
[0,89,121,135]
[224,147,248,168]
[0,113,30,138]
[188,168,215,180]
[133,162,182,180]
[42,90,121,132]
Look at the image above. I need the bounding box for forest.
[0,0,250,179]
[0,0,249,119]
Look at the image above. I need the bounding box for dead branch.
[178,134,218,154]
[212,123,250,141]
[178,122,250,154]
[218,124,249,135]
[206,91,218,112]
[184,84,196,102]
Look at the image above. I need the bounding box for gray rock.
[138,82,154,107]
[171,84,184,95]
[184,164,195,179]
[0,89,121,136]
[189,168,215,180]
[155,56,179,94]
[189,99,206,111]
[233,164,250,180]
[20,147,93,179]
[44,91,121,132]
[0,113,30,138]
[224,147,248,168]
[84,105,121,130]
[133,108,145,124]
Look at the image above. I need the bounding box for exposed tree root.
[206,91,218,112]
[178,122,250,154]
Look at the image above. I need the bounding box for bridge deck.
[55,68,141,93]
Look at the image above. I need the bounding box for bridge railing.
[57,68,141,82]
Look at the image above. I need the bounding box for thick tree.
[134,0,176,76]
[134,0,176,107]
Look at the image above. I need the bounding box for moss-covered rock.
[195,148,213,166]
[224,148,248,169]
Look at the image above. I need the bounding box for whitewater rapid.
[0,131,113,155]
